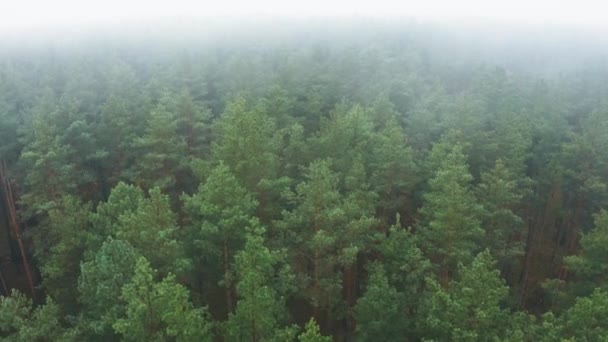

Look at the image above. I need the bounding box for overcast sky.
[1,0,608,32]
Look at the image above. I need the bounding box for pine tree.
[355,263,404,341]
[19,113,75,217]
[212,96,284,221]
[130,97,188,192]
[182,162,257,314]
[37,195,92,313]
[369,116,418,227]
[78,238,140,340]
[225,224,296,341]
[476,159,525,270]
[311,104,374,180]
[561,288,608,341]
[421,250,510,341]
[87,182,144,252]
[375,221,431,337]
[564,210,608,297]
[116,187,189,276]
[0,291,65,341]
[298,318,332,342]
[113,257,213,342]
[174,90,212,159]
[279,160,344,329]
[418,143,483,286]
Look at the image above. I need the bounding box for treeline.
[0,25,607,341]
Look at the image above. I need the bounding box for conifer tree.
[369,116,418,226]
[476,159,525,270]
[225,225,296,341]
[19,114,75,217]
[113,257,212,342]
[130,98,188,192]
[298,318,332,342]
[212,96,284,221]
[279,160,344,328]
[78,238,140,340]
[564,210,608,297]
[374,221,431,337]
[355,263,404,341]
[116,187,188,275]
[37,195,91,313]
[561,288,608,341]
[182,162,257,314]
[421,250,510,341]
[0,291,65,341]
[418,143,483,286]
[87,182,144,252]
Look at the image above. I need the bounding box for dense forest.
[1,21,608,341]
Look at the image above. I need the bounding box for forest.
[0,21,607,341]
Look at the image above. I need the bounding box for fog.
[1,1,607,79]
[2,0,608,32]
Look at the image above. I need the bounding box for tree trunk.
[0,160,35,298]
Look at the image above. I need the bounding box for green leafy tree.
[116,187,189,275]
[174,90,212,159]
[355,263,404,341]
[0,290,65,342]
[87,182,144,252]
[476,159,525,270]
[113,257,213,342]
[212,96,284,221]
[36,196,92,313]
[78,238,140,340]
[130,97,188,192]
[298,319,332,342]
[369,116,418,227]
[311,104,374,180]
[374,221,431,337]
[418,143,483,286]
[561,288,608,341]
[279,160,344,325]
[421,251,510,341]
[19,113,75,217]
[182,162,257,314]
[225,225,296,341]
[564,210,608,297]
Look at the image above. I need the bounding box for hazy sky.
[1,0,608,32]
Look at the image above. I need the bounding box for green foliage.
[312,104,374,179]
[19,114,76,217]
[374,221,431,337]
[87,182,144,252]
[355,263,405,341]
[78,238,140,339]
[369,115,418,224]
[565,210,608,296]
[476,159,525,266]
[418,143,483,285]
[298,319,332,342]
[279,160,344,314]
[113,257,212,341]
[561,289,608,341]
[130,96,188,191]
[33,196,91,313]
[183,162,257,312]
[116,187,189,275]
[0,291,64,342]
[213,96,280,192]
[420,251,510,341]
[225,225,295,341]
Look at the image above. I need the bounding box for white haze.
[1,0,608,33]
